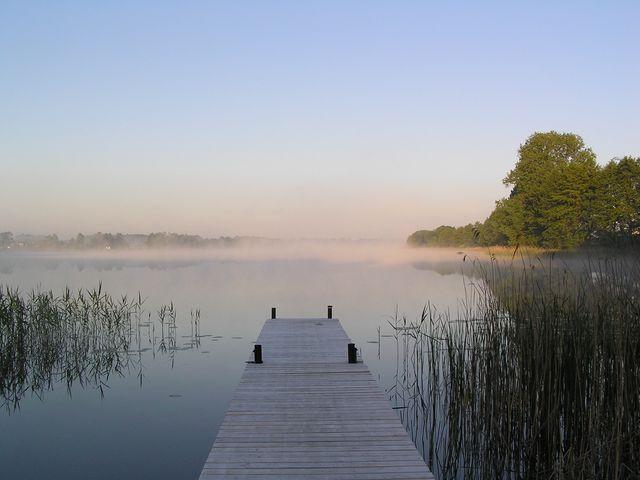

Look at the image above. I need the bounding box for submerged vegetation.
[0,285,201,412]
[390,254,640,479]
[408,131,640,249]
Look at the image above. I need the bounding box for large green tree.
[503,132,600,248]
[595,156,640,241]
[479,197,525,246]
[408,132,639,249]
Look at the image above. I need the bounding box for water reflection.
[385,256,640,479]
[0,247,480,479]
[0,286,205,413]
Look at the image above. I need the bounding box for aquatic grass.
[391,254,640,479]
[0,285,200,412]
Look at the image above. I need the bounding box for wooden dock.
[200,316,434,479]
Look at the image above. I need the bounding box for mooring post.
[253,344,263,364]
[327,305,333,319]
[348,343,358,363]
[271,307,276,319]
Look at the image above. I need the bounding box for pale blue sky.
[1,1,638,238]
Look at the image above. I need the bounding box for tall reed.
[0,285,194,412]
[391,255,640,479]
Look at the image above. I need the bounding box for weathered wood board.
[200,318,434,479]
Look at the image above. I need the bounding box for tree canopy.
[408,132,640,249]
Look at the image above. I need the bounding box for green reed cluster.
[392,254,640,479]
[0,285,193,412]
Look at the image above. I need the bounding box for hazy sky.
[1,1,638,239]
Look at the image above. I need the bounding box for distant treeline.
[0,231,274,250]
[408,131,640,249]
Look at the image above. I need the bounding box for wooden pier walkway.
[200,316,434,479]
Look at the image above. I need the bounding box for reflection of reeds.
[0,285,198,412]
[391,256,640,479]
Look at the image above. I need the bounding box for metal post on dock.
[253,344,263,364]
[348,343,358,363]
[271,307,276,319]
[327,305,333,319]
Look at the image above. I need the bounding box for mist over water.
[0,242,475,480]
[3,241,636,479]
[1,239,472,266]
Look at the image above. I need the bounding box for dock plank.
[200,318,433,479]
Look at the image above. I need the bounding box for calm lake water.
[0,245,473,480]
